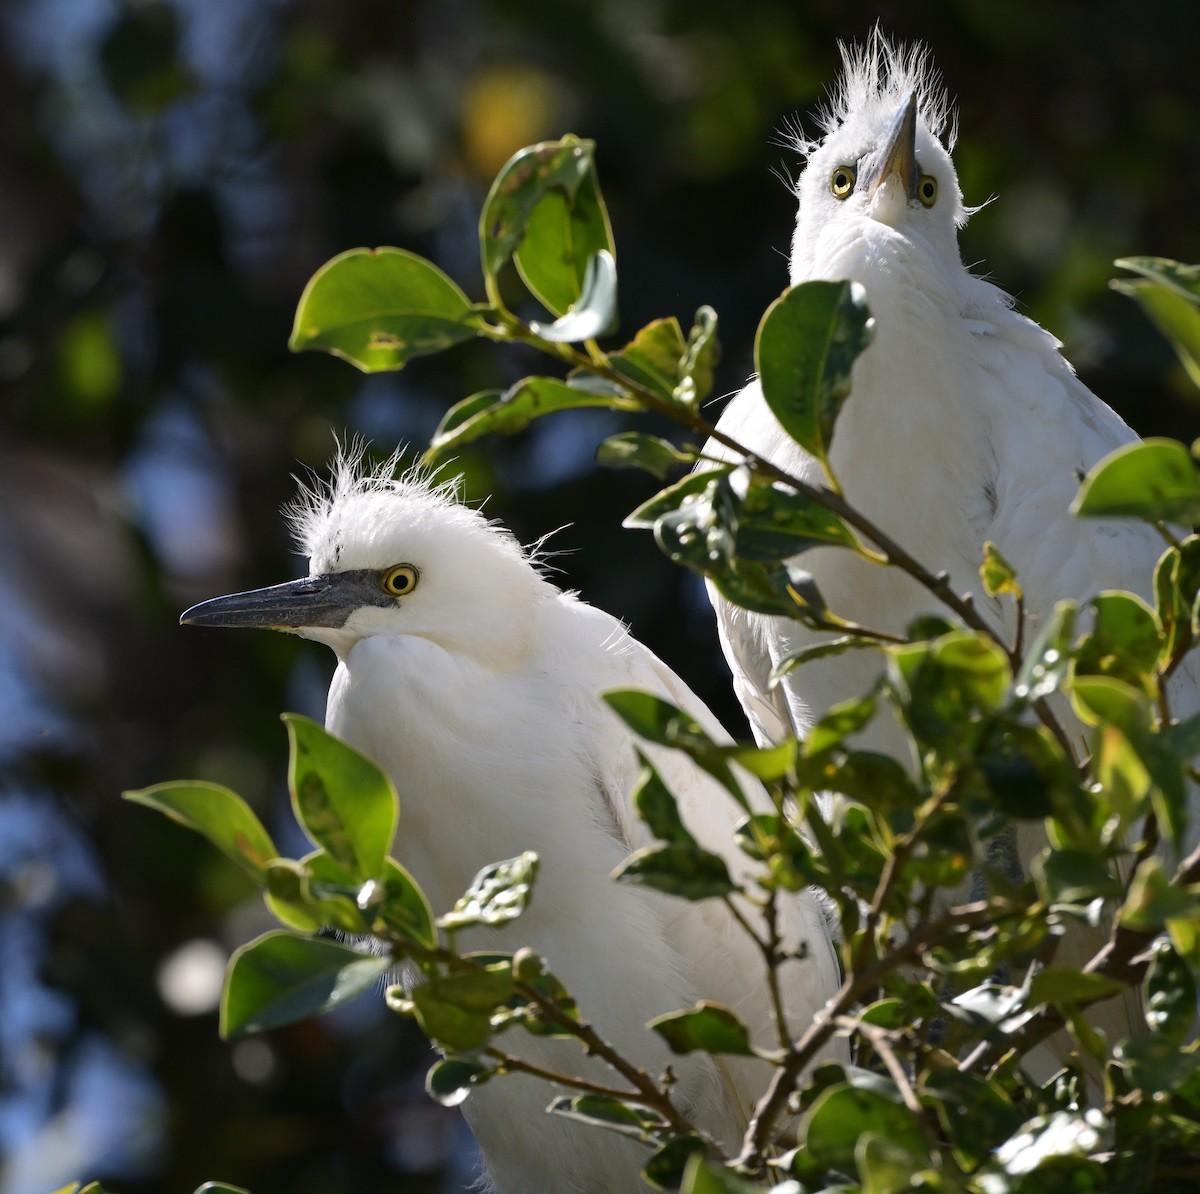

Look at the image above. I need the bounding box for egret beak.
[181,570,388,631]
[864,92,919,202]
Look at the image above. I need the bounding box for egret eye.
[381,564,419,597]
[830,165,856,199]
[918,174,938,207]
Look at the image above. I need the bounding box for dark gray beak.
[181,569,387,631]
[864,92,919,201]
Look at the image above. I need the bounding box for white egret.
[706,33,1199,1052]
[182,453,844,1194]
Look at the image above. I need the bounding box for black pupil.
[392,572,408,591]
[837,172,848,188]
[923,181,934,196]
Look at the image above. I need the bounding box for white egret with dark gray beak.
[706,34,1200,1058]
[182,454,844,1194]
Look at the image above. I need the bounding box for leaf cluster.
[124,140,1200,1193]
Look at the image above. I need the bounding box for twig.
[837,1017,923,1116]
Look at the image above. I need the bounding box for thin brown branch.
[837,1017,923,1116]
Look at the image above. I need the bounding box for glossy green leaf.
[642,1135,708,1191]
[289,247,477,371]
[263,853,364,934]
[804,690,877,756]
[426,1056,496,1107]
[856,1131,922,1194]
[771,633,882,682]
[529,249,618,341]
[284,714,397,882]
[1113,257,1200,388]
[799,1082,927,1174]
[602,689,745,806]
[648,1002,755,1056]
[1072,437,1200,523]
[755,279,874,465]
[920,1068,1024,1171]
[596,431,694,479]
[1119,857,1199,930]
[1155,535,1200,667]
[123,780,277,883]
[675,306,719,408]
[613,841,736,900]
[1114,1033,1200,1094]
[726,467,859,561]
[981,540,1023,598]
[623,467,732,529]
[1027,966,1126,1006]
[410,961,516,1051]
[220,930,390,1038]
[1074,591,1162,693]
[679,1157,763,1194]
[1144,936,1197,1044]
[606,317,689,401]
[439,852,539,931]
[547,1093,666,1141]
[481,136,609,297]
[1033,849,1124,906]
[427,376,626,460]
[631,752,696,845]
[514,170,614,317]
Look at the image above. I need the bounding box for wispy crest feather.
[788,29,957,157]
[285,439,461,559]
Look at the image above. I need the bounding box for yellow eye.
[830,165,856,199]
[918,174,938,207]
[381,564,419,597]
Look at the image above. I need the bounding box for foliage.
[126,138,1200,1192]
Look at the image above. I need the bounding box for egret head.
[788,33,968,286]
[182,452,548,661]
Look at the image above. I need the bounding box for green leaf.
[1155,535,1200,667]
[548,1093,666,1141]
[427,376,625,460]
[220,930,390,1038]
[1074,591,1162,693]
[439,852,539,931]
[648,1002,754,1056]
[643,1136,708,1190]
[1114,1034,1200,1094]
[410,962,516,1051]
[596,431,694,479]
[607,317,689,402]
[920,1068,1024,1171]
[1113,257,1200,388]
[981,540,1023,599]
[623,467,732,529]
[614,842,736,900]
[679,1157,763,1194]
[631,752,697,845]
[369,858,438,948]
[755,279,874,465]
[123,780,277,883]
[529,250,618,342]
[426,1056,496,1107]
[799,1083,927,1175]
[804,690,877,756]
[675,306,719,408]
[481,136,611,303]
[263,853,364,934]
[1072,437,1200,524]
[856,1131,922,1194]
[1119,856,1199,930]
[284,714,397,882]
[289,247,477,371]
[1143,936,1197,1044]
[603,689,746,807]
[771,634,882,682]
[1027,966,1126,1006]
[1033,849,1124,907]
[734,812,818,891]
[726,467,859,561]
[194,1185,252,1194]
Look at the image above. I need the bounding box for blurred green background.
[1,1,1197,1191]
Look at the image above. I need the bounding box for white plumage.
[706,35,1199,1050]
[186,455,844,1193]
